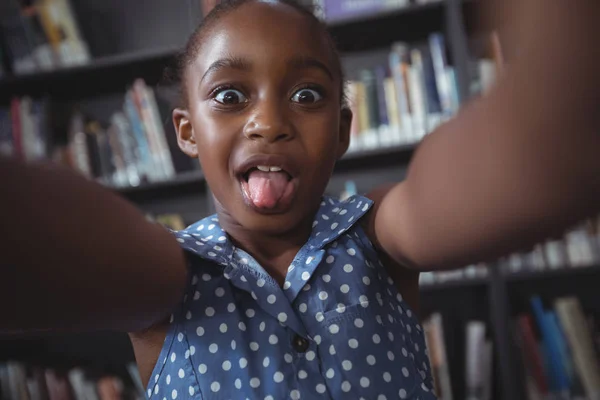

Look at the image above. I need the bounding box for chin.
[236,204,311,236]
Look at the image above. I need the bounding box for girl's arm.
[0,158,187,334]
[371,0,600,270]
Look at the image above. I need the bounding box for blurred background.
[0,0,599,399]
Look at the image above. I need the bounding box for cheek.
[300,112,340,166]
[191,108,239,176]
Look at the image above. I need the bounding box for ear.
[172,108,197,158]
[336,107,352,159]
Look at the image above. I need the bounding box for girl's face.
[174,1,350,235]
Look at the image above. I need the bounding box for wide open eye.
[291,87,323,104]
[214,88,248,105]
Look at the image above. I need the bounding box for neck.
[215,205,316,284]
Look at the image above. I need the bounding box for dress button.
[292,335,309,353]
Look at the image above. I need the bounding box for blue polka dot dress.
[147,195,437,399]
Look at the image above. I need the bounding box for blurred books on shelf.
[499,218,600,275]
[0,0,91,76]
[513,296,600,400]
[420,216,600,286]
[344,32,497,153]
[310,0,443,23]
[0,78,194,189]
[0,362,144,400]
[422,313,493,400]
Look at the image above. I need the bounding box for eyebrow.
[288,56,334,81]
[199,55,334,84]
[200,56,253,83]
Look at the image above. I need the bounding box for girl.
[2,0,599,399]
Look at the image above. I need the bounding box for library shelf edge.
[110,143,418,200]
[0,0,479,101]
[503,264,600,284]
[419,275,489,293]
[0,47,179,101]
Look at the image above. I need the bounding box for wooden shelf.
[336,143,417,171]
[420,265,600,293]
[0,1,466,100]
[109,144,417,199]
[0,47,178,101]
[420,275,489,293]
[112,170,204,195]
[504,265,600,283]
[329,1,447,52]
[112,170,206,202]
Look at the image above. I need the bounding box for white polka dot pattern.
[147,195,435,399]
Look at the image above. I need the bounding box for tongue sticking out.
[247,170,289,209]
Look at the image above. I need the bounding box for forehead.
[192,2,336,77]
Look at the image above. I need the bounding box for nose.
[243,99,293,143]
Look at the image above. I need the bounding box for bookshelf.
[0,47,178,101]
[2,0,599,399]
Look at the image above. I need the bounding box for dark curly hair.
[170,0,346,108]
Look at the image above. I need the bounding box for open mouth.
[237,160,298,213]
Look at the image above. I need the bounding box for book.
[0,0,90,74]
[555,297,600,400]
[465,321,487,400]
[0,0,37,74]
[37,0,90,67]
[319,0,410,22]
[345,34,462,154]
[425,313,453,400]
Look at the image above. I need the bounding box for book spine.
[517,314,550,395]
[132,79,166,181]
[124,89,155,181]
[555,297,600,399]
[345,81,361,153]
[389,43,413,143]
[428,33,454,116]
[383,76,401,143]
[360,68,380,149]
[111,112,142,187]
[143,84,176,178]
[52,0,90,65]
[420,45,442,132]
[465,321,486,400]
[530,297,570,394]
[408,49,427,141]
[355,81,369,150]
[0,0,37,74]
[429,313,453,400]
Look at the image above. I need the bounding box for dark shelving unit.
[0,47,179,102]
[329,1,447,52]
[337,143,417,171]
[112,169,206,202]
[3,1,596,400]
[419,274,488,293]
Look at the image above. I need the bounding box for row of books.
[498,217,600,275]
[0,362,144,400]
[419,215,600,286]
[423,314,493,400]
[198,0,442,22]
[513,296,600,400]
[344,33,497,153]
[310,0,442,22]
[0,0,90,77]
[0,78,180,188]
